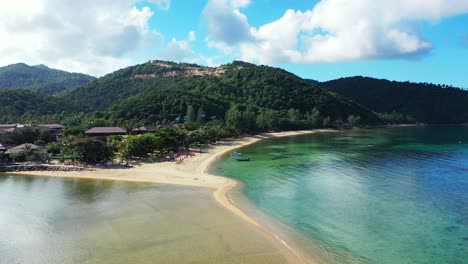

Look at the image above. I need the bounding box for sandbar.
[8,129,335,263]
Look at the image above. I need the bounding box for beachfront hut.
[0,124,18,130]
[85,127,127,140]
[0,124,19,135]
[5,143,39,154]
[131,126,156,134]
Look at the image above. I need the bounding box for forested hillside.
[0,89,74,123]
[61,60,380,130]
[5,60,468,133]
[0,63,95,95]
[321,77,468,124]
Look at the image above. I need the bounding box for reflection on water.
[0,176,291,264]
[215,126,468,264]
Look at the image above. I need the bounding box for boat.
[235,157,250,162]
[230,152,242,156]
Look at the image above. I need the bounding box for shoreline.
[5,129,335,263]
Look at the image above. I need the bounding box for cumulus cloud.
[158,31,224,67]
[204,0,468,64]
[159,31,197,61]
[202,0,253,45]
[0,0,161,76]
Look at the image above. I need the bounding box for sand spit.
[9,129,335,263]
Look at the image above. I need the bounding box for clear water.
[214,127,468,264]
[0,176,291,263]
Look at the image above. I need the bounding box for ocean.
[214,127,468,264]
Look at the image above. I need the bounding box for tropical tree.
[225,105,243,132]
[309,108,322,128]
[347,115,362,127]
[66,137,113,164]
[186,105,196,123]
[122,134,158,160]
[323,116,333,128]
[256,109,280,131]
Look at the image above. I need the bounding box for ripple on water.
[216,127,468,264]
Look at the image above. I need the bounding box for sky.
[0,0,467,87]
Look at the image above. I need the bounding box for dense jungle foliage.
[321,76,468,124]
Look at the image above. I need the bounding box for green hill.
[321,77,468,124]
[0,89,74,123]
[0,63,95,95]
[62,60,380,129]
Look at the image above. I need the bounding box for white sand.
[10,129,335,263]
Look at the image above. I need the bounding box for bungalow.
[5,143,39,154]
[0,124,19,135]
[132,125,156,134]
[85,127,127,139]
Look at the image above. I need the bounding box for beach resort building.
[131,125,156,134]
[37,124,65,139]
[85,127,127,139]
[0,124,21,135]
[5,143,39,154]
[0,124,65,139]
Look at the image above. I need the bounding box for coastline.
[6,129,335,263]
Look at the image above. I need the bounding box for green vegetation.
[0,89,75,124]
[64,137,113,164]
[321,76,468,124]
[0,126,54,146]
[1,61,383,130]
[59,60,380,132]
[121,128,187,160]
[10,59,468,137]
[0,63,95,95]
[2,60,468,167]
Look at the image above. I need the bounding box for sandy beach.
[9,129,334,263]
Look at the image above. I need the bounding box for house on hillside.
[132,125,156,134]
[85,127,126,139]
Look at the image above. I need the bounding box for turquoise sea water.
[214,127,468,264]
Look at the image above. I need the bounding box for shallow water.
[214,127,468,264]
[0,176,291,264]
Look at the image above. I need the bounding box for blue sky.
[1,0,467,87]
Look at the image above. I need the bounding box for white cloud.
[202,0,253,45]
[158,31,225,67]
[148,0,171,10]
[188,31,197,42]
[159,31,196,61]
[204,0,468,64]
[0,0,161,76]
